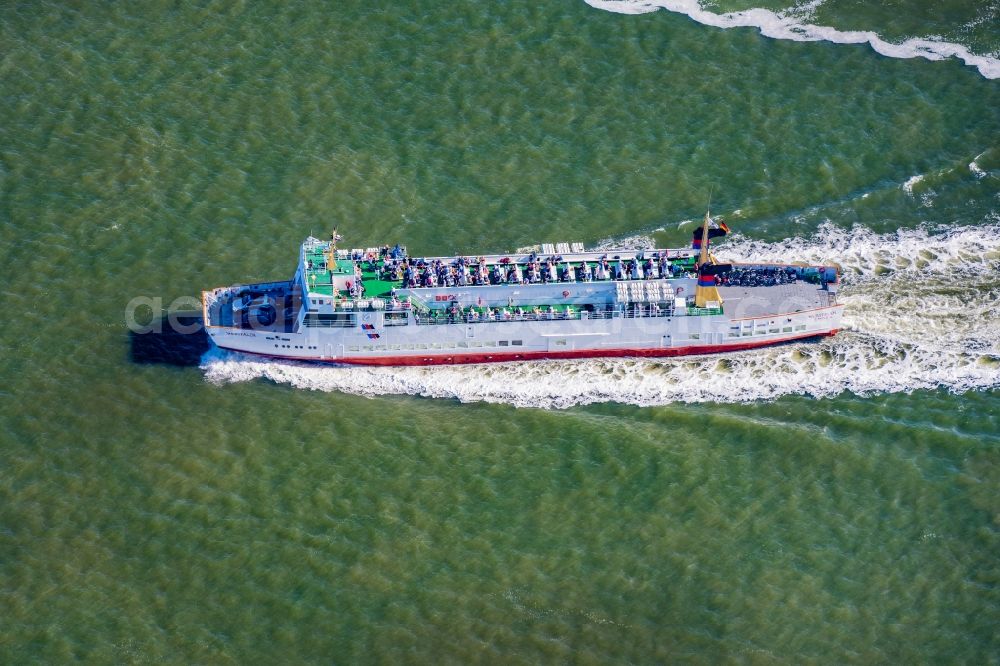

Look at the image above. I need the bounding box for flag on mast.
[691,216,730,250]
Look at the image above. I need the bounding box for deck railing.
[302,316,358,328]
[410,305,682,326]
[413,312,587,326]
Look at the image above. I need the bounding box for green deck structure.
[302,246,353,297]
[301,245,707,310]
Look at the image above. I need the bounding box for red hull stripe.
[220,329,840,367]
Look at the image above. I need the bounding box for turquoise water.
[2,1,998,662]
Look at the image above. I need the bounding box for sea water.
[1,1,997,662]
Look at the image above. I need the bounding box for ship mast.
[326,228,341,270]
[694,209,723,309]
[698,209,711,267]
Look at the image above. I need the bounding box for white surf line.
[969,151,988,178]
[723,221,1000,279]
[902,174,925,195]
[583,0,1000,80]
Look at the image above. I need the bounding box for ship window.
[416,343,428,350]
[554,339,567,346]
[390,345,401,350]
[728,332,739,338]
[385,311,408,326]
[512,340,523,346]
[348,345,359,351]
[795,325,806,331]
[471,341,483,348]
[304,313,357,328]
[446,342,456,348]
[363,345,373,351]
[458,341,469,348]
[499,340,509,346]
[742,330,752,337]
[782,326,792,333]
[690,333,700,340]
[769,328,779,333]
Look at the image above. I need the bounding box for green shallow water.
[2,1,999,662]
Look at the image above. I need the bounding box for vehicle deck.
[718,282,835,318]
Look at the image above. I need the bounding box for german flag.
[691,221,729,249]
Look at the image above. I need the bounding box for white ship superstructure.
[202,223,843,365]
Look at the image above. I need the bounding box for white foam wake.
[201,222,1000,408]
[970,152,988,179]
[582,0,1000,80]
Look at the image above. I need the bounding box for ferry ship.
[202,216,843,365]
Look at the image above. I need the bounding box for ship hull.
[202,238,845,368]
[218,328,840,366]
[205,300,844,367]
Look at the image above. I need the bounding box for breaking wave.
[201,222,1000,408]
[582,0,1000,80]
